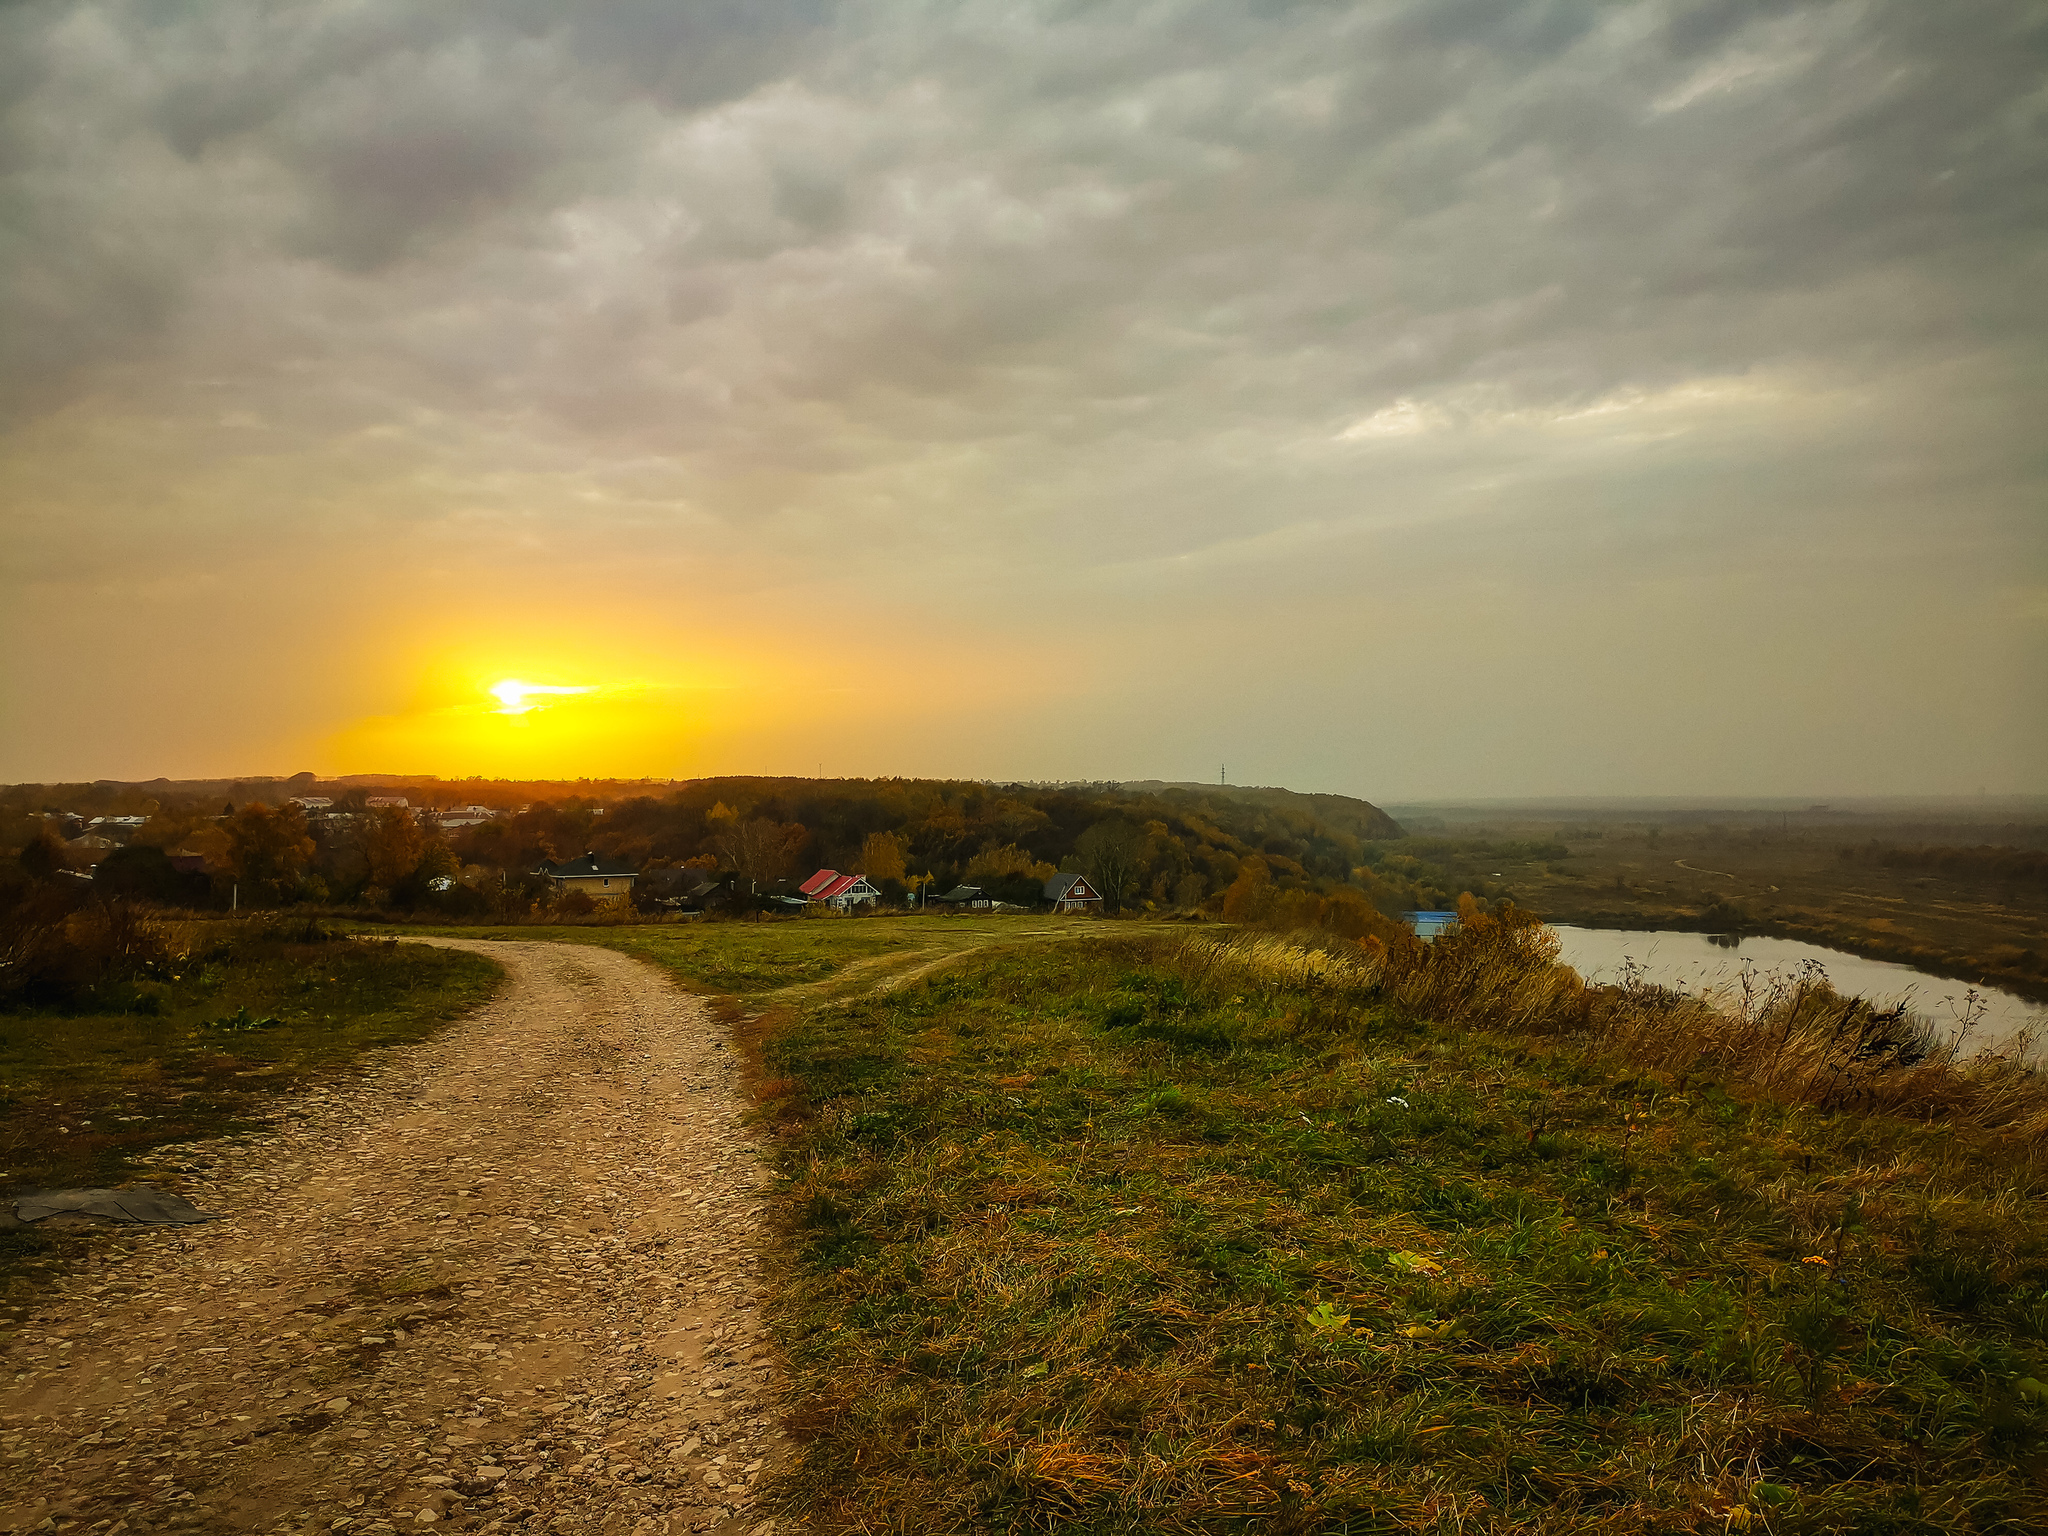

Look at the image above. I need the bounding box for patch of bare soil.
[0,941,798,1536]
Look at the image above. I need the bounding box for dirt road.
[1,940,796,1536]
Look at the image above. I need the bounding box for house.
[641,867,736,910]
[1044,873,1102,913]
[366,796,410,809]
[432,805,496,829]
[798,869,882,911]
[931,884,994,911]
[533,851,639,906]
[288,796,334,811]
[1402,910,1458,940]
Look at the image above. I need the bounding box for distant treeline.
[3,775,1437,920]
[451,778,1411,914]
[1838,842,2048,889]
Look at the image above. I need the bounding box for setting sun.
[489,679,594,715]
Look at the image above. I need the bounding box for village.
[21,788,1135,919]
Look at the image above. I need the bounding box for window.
[603,878,610,887]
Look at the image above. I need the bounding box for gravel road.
[1,940,797,1536]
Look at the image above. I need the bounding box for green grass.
[0,929,500,1310]
[745,932,2048,1534]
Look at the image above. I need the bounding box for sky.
[3,0,2043,800]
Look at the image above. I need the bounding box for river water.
[1549,926,2048,1059]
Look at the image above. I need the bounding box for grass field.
[14,903,2043,1529]
[0,922,501,1311]
[724,926,2048,1534]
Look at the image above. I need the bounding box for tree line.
[3,775,1451,923]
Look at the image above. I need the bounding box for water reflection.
[1550,926,2047,1059]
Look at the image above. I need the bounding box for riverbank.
[1541,900,2048,1006]
[1367,805,2048,1007]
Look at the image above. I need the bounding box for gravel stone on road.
[0,940,799,1536]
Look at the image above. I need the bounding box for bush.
[0,888,171,1008]
[93,844,209,906]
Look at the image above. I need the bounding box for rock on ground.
[0,940,802,1536]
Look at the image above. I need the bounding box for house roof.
[798,868,842,897]
[935,885,989,903]
[648,869,737,904]
[536,851,639,879]
[1045,873,1099,900]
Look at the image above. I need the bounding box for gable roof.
[935,885,989,903]
[535,851,639,879]
[1045,873,1099,900]
[798,868,842,897]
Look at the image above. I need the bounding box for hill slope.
[1120,781,1406,842]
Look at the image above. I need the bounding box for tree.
[366,806,426,890]
[1076,819,1148,915]
[18,829,66,883]
[964,842,1057,906]
[1221,856,1274,924]
[713,814,808,888]
[95,845,202,905]
[857,831,907,883]
[224,802,315,902]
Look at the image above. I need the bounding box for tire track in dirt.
[1,940,798,1536]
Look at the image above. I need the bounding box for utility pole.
[1220,764,1226,786]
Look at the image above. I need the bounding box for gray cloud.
[1,0,2041,791]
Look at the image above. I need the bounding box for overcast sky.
[3,0,2042,798]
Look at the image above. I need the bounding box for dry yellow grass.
[1185,911,2048,1145]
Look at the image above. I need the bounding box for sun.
[489,678,593,715]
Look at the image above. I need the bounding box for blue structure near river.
[1403,910,1458,940]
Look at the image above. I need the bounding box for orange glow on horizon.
[310,625,1079,782]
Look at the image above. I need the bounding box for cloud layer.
[3,1,2043,793]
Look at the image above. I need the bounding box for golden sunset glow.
[489,679,594,715]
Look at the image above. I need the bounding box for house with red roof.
[798,869,883,911]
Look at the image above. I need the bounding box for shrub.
[0,888,172,1008]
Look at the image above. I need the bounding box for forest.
[0,775,1439,927]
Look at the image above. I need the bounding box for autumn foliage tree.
[1222,855,1275,923]
[709,803,809,888]
[1076,819,1148,915]
[857,831,908,884]
[366,806,426,891]
[223,801,315,903]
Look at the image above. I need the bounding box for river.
[1549,926,2048,1059]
